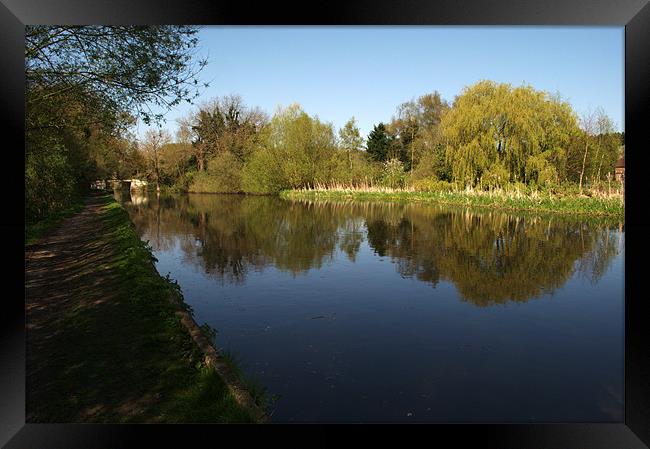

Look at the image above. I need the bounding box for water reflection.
[121,192,622,307]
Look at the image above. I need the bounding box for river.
[119,191,624,422]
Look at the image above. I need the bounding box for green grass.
[280,188,624,217]
[27,195,258,423]
[198,322,280,416]
[26,197,84,245]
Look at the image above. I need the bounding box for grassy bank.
[26,194,264,423]
[26,196,84,245]
[281,187,624,217]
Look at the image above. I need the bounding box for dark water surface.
[120,192,624,422]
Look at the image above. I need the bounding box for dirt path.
[26,196,120,344]
[25,196,129,421]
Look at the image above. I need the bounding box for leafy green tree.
[389,92,449,172]
[190,152,243,193]
[268,104,337,188]
[338,117,364,181]
[188,95,267,171]
[578,110,596,194]
[242,104,337,192]
[442,81,578,187]
[366,123,391,162]
[26,26,207,128]
[592,108,619,182]
[381,158,406,188]
[142,129,172,192]
[158,142,193,186]
[25,25,207,221]
[25,84,135,220]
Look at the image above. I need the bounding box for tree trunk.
[597,151,604,181]
[595,134,604,181]
[410,128,415,174]
[579,139,589,195]
[153,149,161,192]
[348,149,352,184]
[198,152,204,171]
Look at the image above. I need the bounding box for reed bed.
[281,183,624,217]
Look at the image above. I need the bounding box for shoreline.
[279,189,625,218]
[25,193,268,423]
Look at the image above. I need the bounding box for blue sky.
[137,26,624,140]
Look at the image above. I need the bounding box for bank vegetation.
[26,26,625,228]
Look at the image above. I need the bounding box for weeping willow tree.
[442,81,579,188]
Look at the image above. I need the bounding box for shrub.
[189,152,243,193]
[412,150,450,182]
[481,162,509,190]
[329,151,383,186]
[26,147,77,222]
[241,148,288,194]
[380,158,406,189]
[504,181,531,196]
[411,177,455,192]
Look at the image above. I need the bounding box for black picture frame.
[3,1,649,447]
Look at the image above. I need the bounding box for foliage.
[25,25,207,224]
[381,158,406,188]
[328,151,383,186]
[411,146,451,182]
[442,81,579,187]
[158,142,193,185]
[189,152,243,193]
[241,145,288,194]
[285,188,623,217]
[411,178,456,192]
[26,147,78,222]
[388,91,449,170]
[481,162,511,190]
[186,95,267,171]
[141,129,172,191]
[525,152,558,187]
[338,117,365,182]
[26,25,207,126]
[26,194,84,243]
[240,104,338,192]
[26,43,626,217]
[366,123,392,162]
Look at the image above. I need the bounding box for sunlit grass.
[281,184,624,217]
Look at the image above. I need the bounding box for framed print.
[3,0,649,447]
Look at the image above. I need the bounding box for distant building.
[615,155,625,183]
[90,180,107,190]
[90,178,148,191]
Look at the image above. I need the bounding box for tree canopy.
[26,25,207,128]
[441,81,579,188]
[366,123,392,162]
[26,25,208,222]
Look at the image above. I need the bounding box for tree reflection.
[122,192,623,306]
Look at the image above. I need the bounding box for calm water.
[120,192,624,422]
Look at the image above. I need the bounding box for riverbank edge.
[166,283,270,423]
[117,195,270,423]
[279,189,625,217]
[27,193,269,423]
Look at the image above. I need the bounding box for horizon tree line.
[24,25,624,225]
[133,82,623,196]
